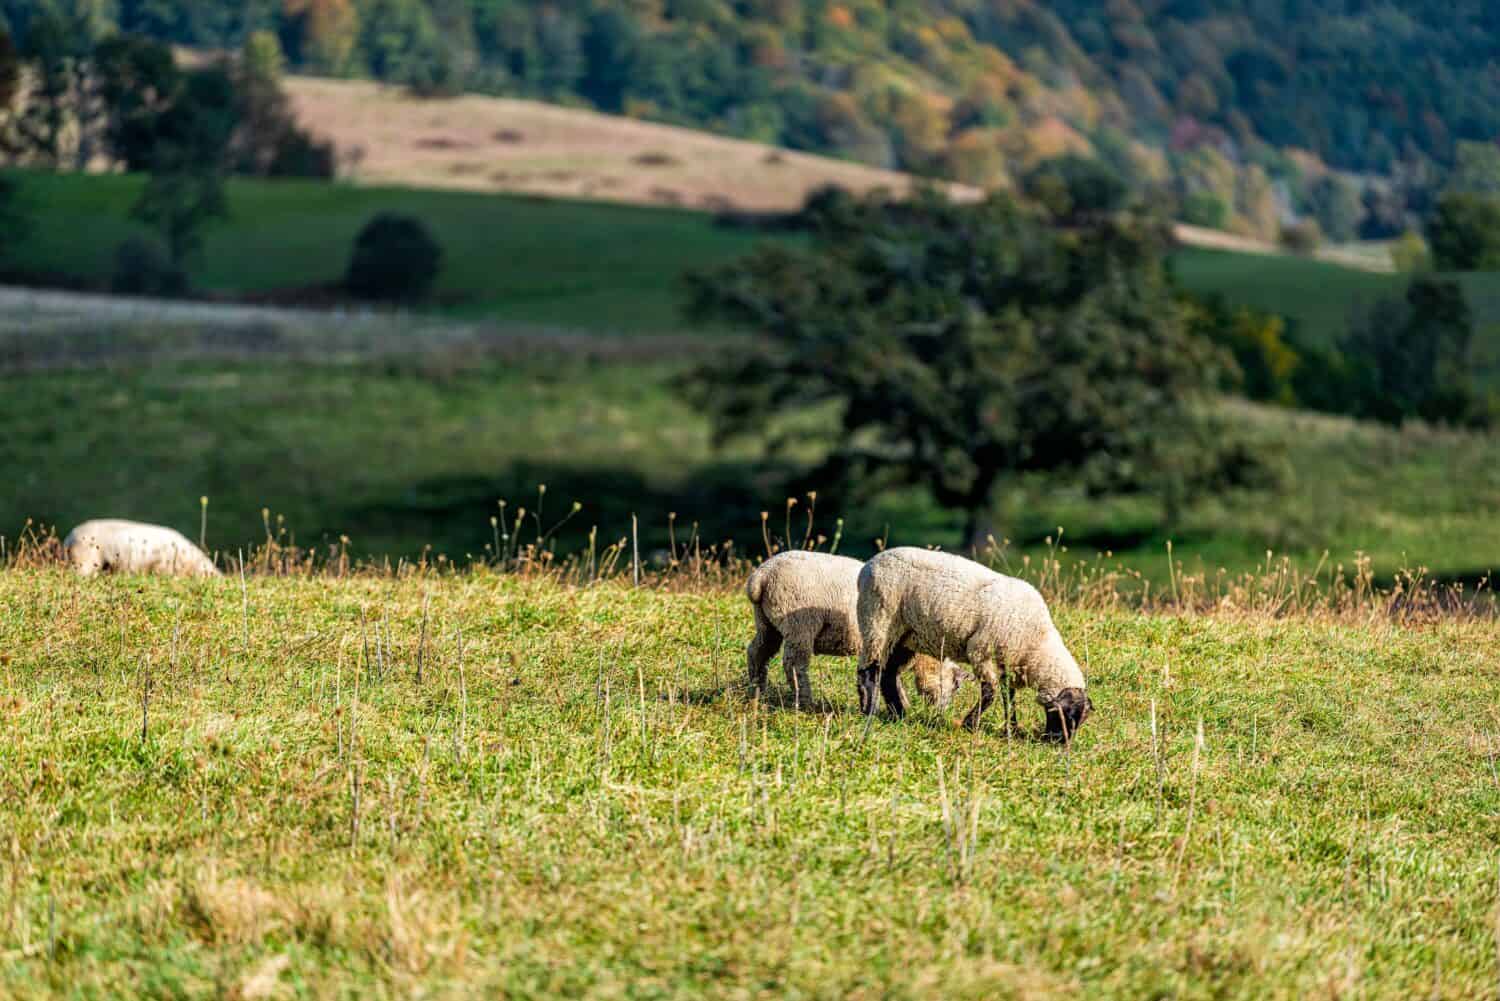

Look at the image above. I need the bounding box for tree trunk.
[962,478,1002,554]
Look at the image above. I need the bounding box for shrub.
[1427,192,1500,270]
[1279,219,1323,255]
[1389,231,1431,273]
[1180,193,1229,230]
[345,214,444,302]
[111,237,187,297]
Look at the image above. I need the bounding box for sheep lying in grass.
[746,550,963,709]
[856,547,1091,741]
[63,520,219,578]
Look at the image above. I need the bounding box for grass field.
[8,169,1500,347]
[1,568,1497,998]
[4,331,1500,585]
[1,171,763,333]
[1172,248,1500,372]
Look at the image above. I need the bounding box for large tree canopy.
[684,191,1239,544]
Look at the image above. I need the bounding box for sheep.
[63,519,219,578]
[746,550,963,710]
[855,547,1091,741]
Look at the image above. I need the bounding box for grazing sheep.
[856,547,1091,740]
[746,550,963,709]
[63,519,219,578]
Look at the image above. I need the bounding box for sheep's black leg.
[880,646,914,719]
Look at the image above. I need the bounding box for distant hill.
[10,0,1497,245]
[285,76,960,214]
[284,75,1389,272]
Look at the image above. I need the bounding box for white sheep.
[856,547,1091,740]
[63,519,219,578]
[746,550,963,709]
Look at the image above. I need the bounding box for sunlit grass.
[1,569,1496,997]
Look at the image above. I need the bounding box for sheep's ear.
[1036,691,1057,710]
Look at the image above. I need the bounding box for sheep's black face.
[1040,688,1092,743]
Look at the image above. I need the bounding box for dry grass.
[287,77,969,214]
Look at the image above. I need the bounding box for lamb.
[856,547,1091,741]
[746,550,963,710]
[63,519,219,578]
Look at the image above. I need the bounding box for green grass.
[3,171,763,332]
[1,569,1496,997]
[13,170,1500,348]
[1170,248,1500,374]
[4,342,1500,585]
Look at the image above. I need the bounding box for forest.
[5,0,1497,245]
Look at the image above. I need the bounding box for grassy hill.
[287,76,956,215]
[2,171,763,333]
[7,169,1493,346]
[0,568,1495,997]
[3,322,1499,585]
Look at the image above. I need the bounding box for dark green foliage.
[130,67,238,270]
[345,213,443,301]
[1306,174,1365,244]
[1341,277,1485,427]
[110,235,185,296]
[1427,193,1500,271]
[0,172,26,261]
[1022,155,1130,224]
[93,34,182,171]
[0,29,18,109]
[684,190,1242,540]
[1181,193,1228,230]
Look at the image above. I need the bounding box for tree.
[1306,173,1364,243]
[1427,192,1500,271]
[1448,140,1500,196]
[282,0,360,74]
[1341,276,1480,426]
[14,9,98,167]
[1021,154,1130,223]
[683,190,1237,543]
[346,214,443,301]
[230,31,335,177]
[131,66,239,271]
[0,173,27,263]
[579,7,638,113]
[93,33,181,171]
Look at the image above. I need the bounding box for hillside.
[285,75,1390,270]
[287,76,964,214]
[21,0,1500,246]
[5,302,1500,583]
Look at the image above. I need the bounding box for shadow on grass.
[347,459,800,560]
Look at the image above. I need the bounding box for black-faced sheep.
[746,550,962,709]
[856,547,1091,740]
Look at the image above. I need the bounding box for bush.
[345,214,444,302]
[1180,193,1229,230]
[111,237,187,297]
[1389,231,1431,273]
[1022,154,1130,223]
[1427,192,1500,270]
[267,130,336,179]
[1279,219,1323,255]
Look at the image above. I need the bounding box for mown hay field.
[1,568,1497,998]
